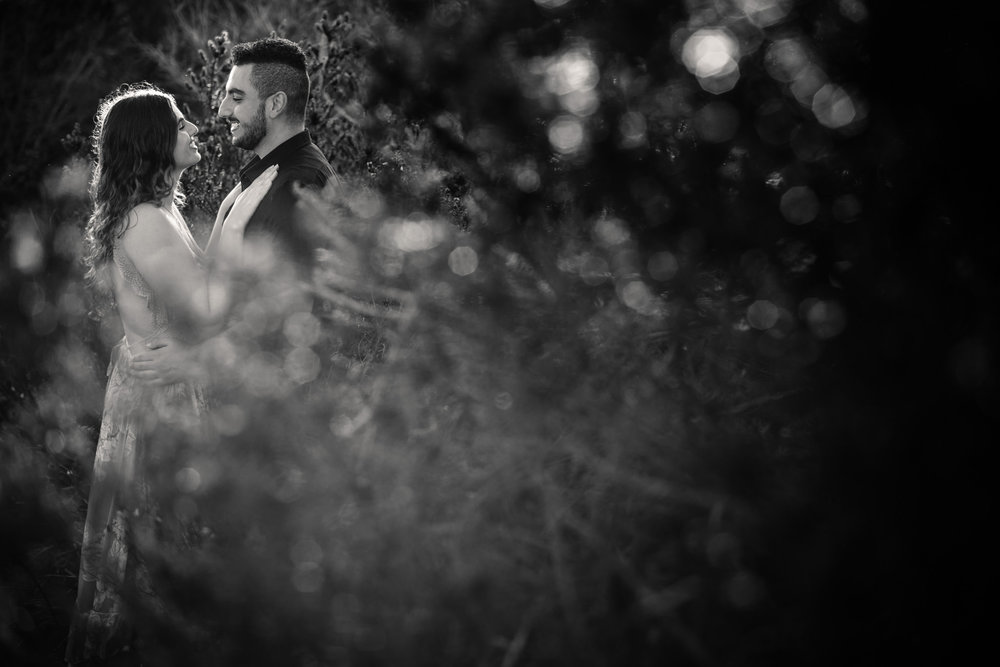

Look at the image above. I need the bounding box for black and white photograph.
[1,1,993,665]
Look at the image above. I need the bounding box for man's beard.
[233,103,266,150]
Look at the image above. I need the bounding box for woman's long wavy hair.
[83,83,185,289]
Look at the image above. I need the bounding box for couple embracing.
[66,36,336,665]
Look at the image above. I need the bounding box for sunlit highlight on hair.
[83,83,184,291]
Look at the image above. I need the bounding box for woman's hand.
[217,182,243,221]
[223,164,278,234]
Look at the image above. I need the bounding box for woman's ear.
[265,91,288,118]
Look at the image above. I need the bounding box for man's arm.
[129,337,205,387]
[130,333,242,387]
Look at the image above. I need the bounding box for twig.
[500,602,541,667]
[564,439,720,509]
[726,389,800,414]
[15,553,56,619]
[311,282,416,322]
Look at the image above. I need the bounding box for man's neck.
[253,124,306,160]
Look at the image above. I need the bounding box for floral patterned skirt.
[66,337,207,664]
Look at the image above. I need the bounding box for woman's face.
[171,102,201,170]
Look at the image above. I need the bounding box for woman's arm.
[204,183,242,257]
[121,205,233,331]
[121,166,277,330]
[207,165,278,266]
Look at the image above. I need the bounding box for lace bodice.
[113,240,170,334]
[109,210,204,344]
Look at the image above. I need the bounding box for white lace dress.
[66,232,209,664]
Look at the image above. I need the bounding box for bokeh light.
[345,188,385,219]
[545,45,600,116]
[763,35,866,132]
[580,254,610,285]
[592,216,630,247]
[833,194,862,223]
[45,430,66,454]
[812,83,857,129]
[11,215,44,274]
[839,0,869,22]
[448,246,478,276]
[244,351,291,398]
[780,186,820,225]
[513,159,541,192]
[694,101,740,143]
[548,115,587,155]
[764,38,810,84]
[747,299,780,330]
[283,311,322,348]
[379,214,447,253]
[175,467,202,494]
[681,28,741,93]
[737,0,793,28]
[285,346,321,384]
[494,392,514,410]
[619,111,648,149]
[212,404,247,436]
[800,297,847,339]
[534,0,572,8]
[648,251,680,281]
[618,279,661,316]
[41,159,89,200]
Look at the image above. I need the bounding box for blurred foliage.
[1,0,179,208]
[1,0,996,666]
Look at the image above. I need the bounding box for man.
[132,37,336,385]
[215,36,337,277]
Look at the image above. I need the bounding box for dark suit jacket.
[239,131,336,277]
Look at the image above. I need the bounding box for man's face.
[218,64,268,151]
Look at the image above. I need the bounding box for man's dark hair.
[232,37,310,120]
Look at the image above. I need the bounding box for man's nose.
[218,99,231,118]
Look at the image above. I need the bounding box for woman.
[65,83,276,664]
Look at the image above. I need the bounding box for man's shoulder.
[276,147,334,186]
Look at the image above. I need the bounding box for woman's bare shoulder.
[119,204,177,251]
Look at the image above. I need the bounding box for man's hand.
[130,337,203,386]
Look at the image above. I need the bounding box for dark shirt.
[239,131,336,277]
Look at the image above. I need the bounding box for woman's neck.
[161,171,182,208]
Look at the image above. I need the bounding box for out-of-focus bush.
[0,147,107,662]
[1,0,181,209]
[96,182,806,665]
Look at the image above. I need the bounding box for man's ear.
[265,91,288,118]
